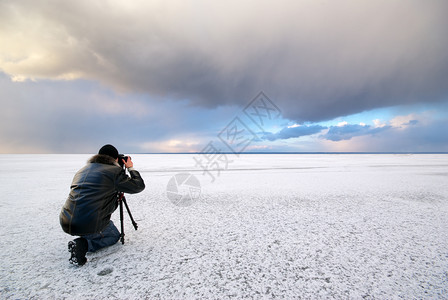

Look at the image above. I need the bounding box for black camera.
[118,154,129,168]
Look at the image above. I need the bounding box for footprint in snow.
[97,267,114,276]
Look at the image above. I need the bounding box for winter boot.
[68,237,88,266]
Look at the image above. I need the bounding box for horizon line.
[141,151,448,154]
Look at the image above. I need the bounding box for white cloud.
[373,119,387,128]
[389,114,420,129]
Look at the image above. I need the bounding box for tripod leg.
[122,197,138,230]
[119,199,125,244]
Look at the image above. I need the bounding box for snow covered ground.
[0,154,447,299]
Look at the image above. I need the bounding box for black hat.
[98,144,119,159]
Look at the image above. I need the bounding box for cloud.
[262,124,327,141]
[140,139,200,153]
[389,114,422,128]
[404,120,418,126]
[1,0,448,123]
[373,119,388,128]
[0,73,234,153]
[321,124,391,141]
[319,111,438,144]
[320,117,448,152]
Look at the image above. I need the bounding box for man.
[60,144,145,266]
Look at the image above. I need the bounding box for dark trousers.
[82,221,120,252]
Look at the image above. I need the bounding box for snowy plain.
[0,154,447,299]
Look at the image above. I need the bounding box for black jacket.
[59,154,145,236]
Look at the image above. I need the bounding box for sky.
[0,0,447,153]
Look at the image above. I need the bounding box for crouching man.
[59,144,145,266]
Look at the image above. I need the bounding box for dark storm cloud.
[1,0,448,123]
[263,125,326,141]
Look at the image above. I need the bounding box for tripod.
[117,192,138,244]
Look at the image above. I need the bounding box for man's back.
[60,154,145,236]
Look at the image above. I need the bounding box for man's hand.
[123,157,134,169]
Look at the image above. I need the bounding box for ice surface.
[0,154,447,299]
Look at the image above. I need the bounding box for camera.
[118,154,129,168]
